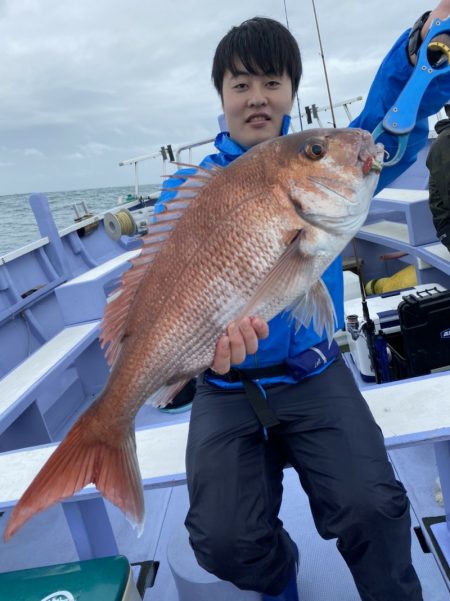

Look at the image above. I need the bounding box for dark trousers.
[185,355,423,600]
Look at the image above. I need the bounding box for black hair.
[212,17,302,99]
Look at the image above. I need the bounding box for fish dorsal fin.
[239,235,337,345]
[171,160,224,176]
[100,165,223,366]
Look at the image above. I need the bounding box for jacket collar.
[214,114,292,160]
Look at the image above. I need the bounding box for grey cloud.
[0,0,436,195]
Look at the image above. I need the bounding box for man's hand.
[408,0,450,66]
[422,0,450,38]
[211,317,269,375]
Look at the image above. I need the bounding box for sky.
[0,0,441,196]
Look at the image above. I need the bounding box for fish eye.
[302,139,327,160]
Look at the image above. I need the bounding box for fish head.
[272,128,384,236]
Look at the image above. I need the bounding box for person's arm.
[429,173,450,249]
[351,0,450,193]
[427,138,450,249]
[422,0,450,43]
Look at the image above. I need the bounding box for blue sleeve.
[350,30,450,193]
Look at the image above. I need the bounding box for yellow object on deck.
[365,264,417,295]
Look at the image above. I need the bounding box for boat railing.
[119,150,167,199]
[119,138,215,199]
[175,137,215,163]
[0,237,50,266]
[294,96,363,128]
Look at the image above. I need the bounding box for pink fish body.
[4,128,383,540]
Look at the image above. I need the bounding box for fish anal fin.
[4,411,144,541]
[145,379,189,408]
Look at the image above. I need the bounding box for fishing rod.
[350,239,385,384]
[311,0,337,128]
[282,0,304,131]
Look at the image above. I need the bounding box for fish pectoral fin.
[4,407,145,541]
[241,233,311,317]
[241,236,337,345]
[288,279,337,345]
[146,380,190,408]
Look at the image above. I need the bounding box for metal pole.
[311,0,337,128]
[134,162,139,198]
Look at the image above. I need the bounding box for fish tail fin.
[4,408,144,541]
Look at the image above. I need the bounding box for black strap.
[238,371,280,429]
[206,363,287,429]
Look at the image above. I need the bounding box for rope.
[114,210,135,236]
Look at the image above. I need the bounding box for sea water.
[0,184,158,256]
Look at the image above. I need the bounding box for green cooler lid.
[0,555,131,601]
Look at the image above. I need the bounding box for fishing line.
[283,0,304,131]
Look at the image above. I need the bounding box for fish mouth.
[245,112,271,124]
[359,140,385,173]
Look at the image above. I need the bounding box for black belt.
[206,363,288,429]
[207,362,288,383]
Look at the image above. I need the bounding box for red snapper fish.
[4,128,383,540]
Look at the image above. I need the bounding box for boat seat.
[0,320,102,451]
[0,555,141,601]
[55,250,140,325]
[363,187,437,247]
[0,421,189,560]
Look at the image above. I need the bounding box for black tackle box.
[398,288,450,377]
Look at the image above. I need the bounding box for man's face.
[221,62,294,148]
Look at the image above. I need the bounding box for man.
[427,102,450,251]
[157,5,450,600]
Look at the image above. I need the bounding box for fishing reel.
[345,314,392,383]
[103,207,154,241]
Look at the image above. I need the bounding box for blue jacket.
[155,30,450,388]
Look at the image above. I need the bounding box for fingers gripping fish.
[4,128,383,540]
